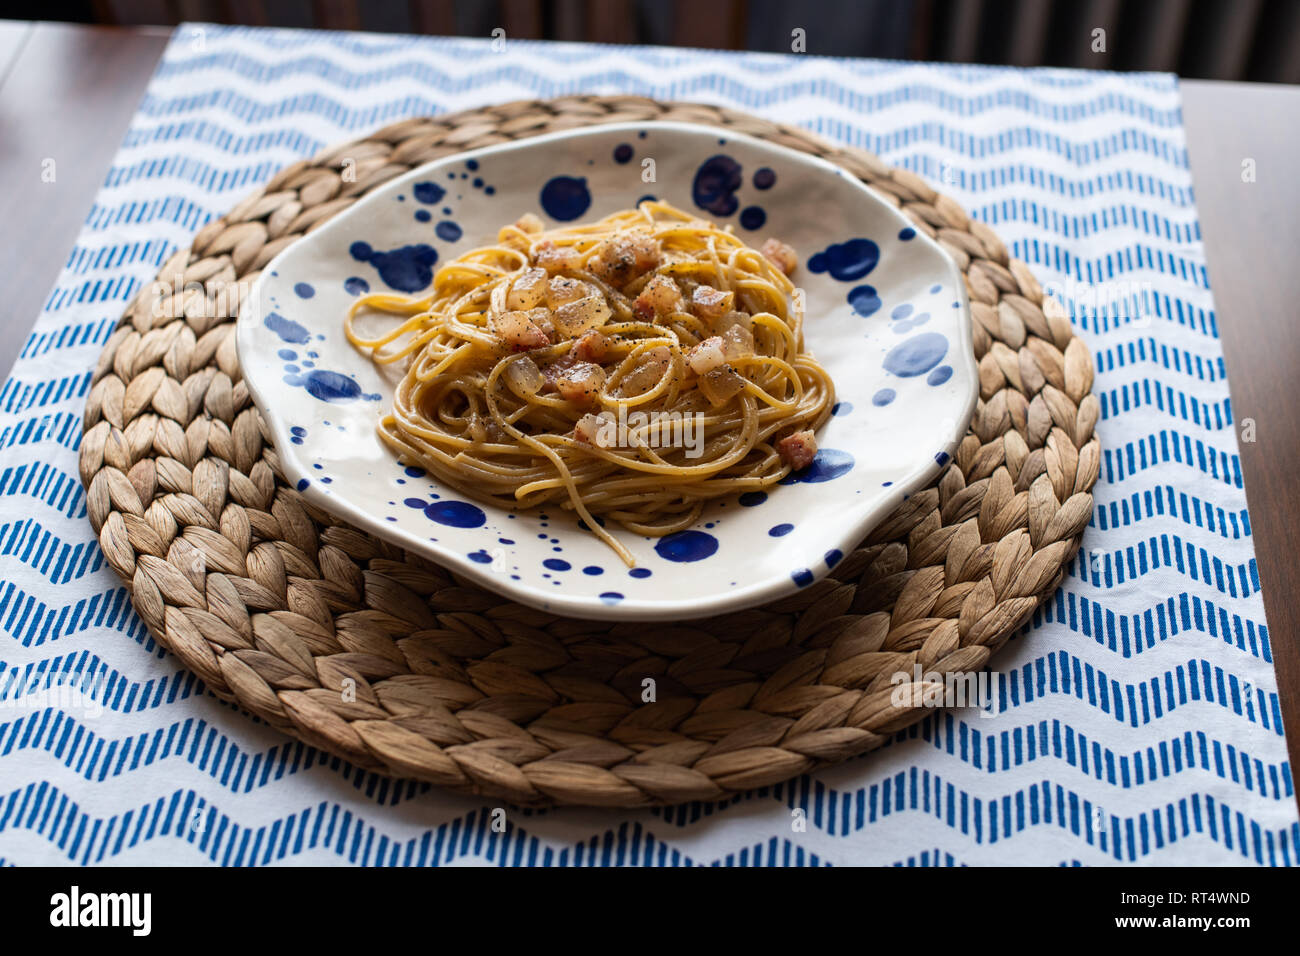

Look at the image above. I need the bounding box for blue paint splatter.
[468,550,493,564]
[294,282,315,299]
[583,566,604,575]
[753,167,776,189]
[277,349,296,361]
[613,143,633,163]
[654,530,718,562]
[739,206,766,230]
[540,176,591,221]
[413,182,446,204]
[296,479,309,491]
[884,332,948,377]
[349,241,438,293]
[739,491,768,507]
[792,569,814,587]
[899,227,916,240]
[599,592,624,604]
[629,567,652,579]
[832,401,854,416]
[780,448,855,483]
[264,312,310,344]
[692,155,742,216]
[848,285,882,317]
[892,303,913,320]
[425,499,486,528]
[466,159,478,171]
[282,369,371,403]
[414,209,431,223]
[927,365,953,386]
[543,558,571,572]
[929,284,942,293]
[935,451,951,466]
[872,388,896,406]
[769,523,794,537]
[637,194,656,205]
[435,221,462,242]
[344,276,369,296]
[404,466,426,478]
[825,549,843,568]
[808,239,879,281]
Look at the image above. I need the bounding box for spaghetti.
[344,199,835,565]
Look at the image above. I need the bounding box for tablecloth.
[1,23,1294,866]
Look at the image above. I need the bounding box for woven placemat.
[78,96,1098,807]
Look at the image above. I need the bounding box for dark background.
[21,0,1300,83]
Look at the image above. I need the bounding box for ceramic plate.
[236,121,977,621]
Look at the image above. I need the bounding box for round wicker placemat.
[78,97,1098,807]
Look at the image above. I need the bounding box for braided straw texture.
[78,97,1098,807]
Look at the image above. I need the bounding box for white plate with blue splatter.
[236,122,976,621]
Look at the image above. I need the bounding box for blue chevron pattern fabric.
[0,24,1294,866]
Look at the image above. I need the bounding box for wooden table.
[3,20,1298,807]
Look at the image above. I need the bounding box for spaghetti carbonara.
[344,199,834,565]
